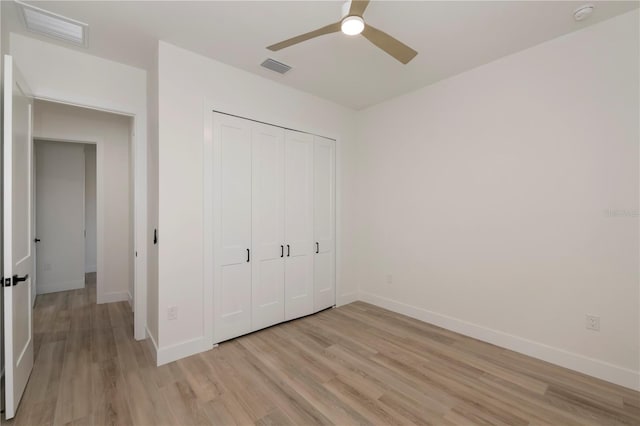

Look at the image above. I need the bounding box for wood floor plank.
[228,340,335,426]
[160,379,211,426]
[5,276,639,426]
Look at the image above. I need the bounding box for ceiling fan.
[267,0,418,65]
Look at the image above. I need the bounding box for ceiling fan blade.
[361,24,418,64]
[349,0,370,17]
[267,22,342,51]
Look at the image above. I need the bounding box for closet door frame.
[204,103,342,348]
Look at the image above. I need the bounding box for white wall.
[10,33,148,339]
[157,41,358,362]
[354,10,639,389]
[33,100,133,304]
[85,144,96,273]
[34,140,86,294]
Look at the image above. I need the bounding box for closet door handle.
[316,242,319,254]
[246,248,250,263]
[287,244,290,257]
[280,245,284,258]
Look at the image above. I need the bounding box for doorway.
[33,100,135,312]
[34,141,96,298]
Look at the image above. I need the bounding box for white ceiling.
[3,1,638,109]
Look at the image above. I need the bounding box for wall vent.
[15,0,89,47]
[261,58,291,74]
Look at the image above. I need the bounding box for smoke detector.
[573,4,595,22]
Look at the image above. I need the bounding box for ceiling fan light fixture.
[341,15,364,36]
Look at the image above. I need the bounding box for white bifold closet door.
[212,112,335,343]
[283,130,314,320]
[313,136,336,312]
[213,114,252,342]
[251,123,285,330]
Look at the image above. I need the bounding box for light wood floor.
[6,275,640,425]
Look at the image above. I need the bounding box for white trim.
[100,291,129,304]
[145,325,159,365]
[156,337,211,366]
[359,291,640,391]
[127,292,133,311]
[84,264,96,273]
[203,99,343,347]
[31,95,147,341]
[36,279,84,294]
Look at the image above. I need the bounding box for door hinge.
[4,277,10,287]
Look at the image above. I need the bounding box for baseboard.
[98,291,129,304]
[337,291,359,306]
[156,337,212,366]
[84,265,96,273]
[37,279,85,295]
[358,291,640,391]
[127,292,134,312]
[145,326,158,365]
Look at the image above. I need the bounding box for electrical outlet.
[386,274,393,285]
[168,306,178,321]
[586,315,600,331]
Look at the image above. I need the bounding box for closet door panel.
[213,114,252,342]
[284,130,314,320]
[251,123,285,331]
[313,137,336,311]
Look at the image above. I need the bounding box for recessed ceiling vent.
[15,0,89,47]
[261,58,291,74]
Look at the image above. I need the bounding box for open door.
[3,54,34,419]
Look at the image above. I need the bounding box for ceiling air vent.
[261,58,291,74]
[15,0,89,47]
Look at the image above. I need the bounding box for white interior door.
[3,55,35,420]
[213,113,252,342]
[284,130,314,320]
[313,136,336,312]
[35,141,86,294]
[251,123,285,331]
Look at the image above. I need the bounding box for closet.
[212,112,335,343]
